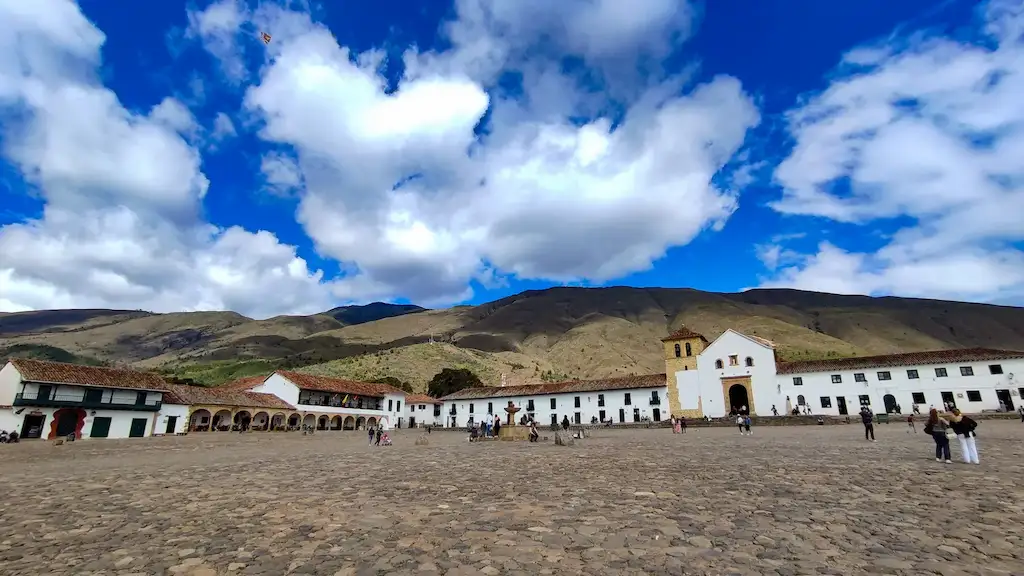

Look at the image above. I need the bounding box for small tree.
[427,368,482,398]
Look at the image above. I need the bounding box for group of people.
[468,415,502,441]
[366,424,391,446]
[924,408,980,464]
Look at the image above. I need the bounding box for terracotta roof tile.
[9,358,169,391]
[218,375,268,391]
[777,348,1024,374]
[163,384,294,410]
[405,393,442,405]
[440,373,667,401]
[276,371,402,397]
[661,327,708,342]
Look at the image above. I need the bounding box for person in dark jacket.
[859,406,876,441]
[924,408,952,463]
[948,409,980,464]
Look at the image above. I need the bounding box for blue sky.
[1,0,1022,318]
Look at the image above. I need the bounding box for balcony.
[14,392,162,412]
[649,398,661,406]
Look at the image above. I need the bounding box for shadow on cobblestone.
[1,422,1022,575]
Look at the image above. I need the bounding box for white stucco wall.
[695,330,780,417]
[156,404,190,435]
[443,386,669,428]
[406,402,443,427]
[779,358,1024,416]
[1,406,159,439]
[251,373,406,429]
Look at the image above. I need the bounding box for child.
[736,414,745,435]
[380,432,392,446]
[907,415,915,433]
[743,415,752,436]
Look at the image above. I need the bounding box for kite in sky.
[261,32,272,44]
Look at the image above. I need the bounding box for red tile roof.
[405,393,442,405]
[275,371,403,397]
[162,384,294,410]
[8,358,169,391]
[662,327,708,342]
[441,373,667,401]
[218,375,268,391]
[777,348,1024,375]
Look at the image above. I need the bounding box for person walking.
[907,414,916,434]
[367,424,375,445]
[859,406,876,442]
[736,414,746,435]
[924,408,952,464]
[948,409,980,464]
[743,415,752,436]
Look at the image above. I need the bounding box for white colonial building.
[404,394,443,428]
[440,327,1024,424]
[247,371,407,430]
[0,359,169,439]
[441,374,668,428]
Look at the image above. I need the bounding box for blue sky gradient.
[1,0,1021,318]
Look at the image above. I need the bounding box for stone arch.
[714,359,724,369]
[251,411,270,431]
[367,417,377,429]
[302,414,316,429]
[685,342,692,356]
[343,416,355,430]
[745,356,754,367]
[212,409,232,431]
[317,415,329,431]
[673,343,681,358]
[330,415,343,430]
[356,416,366,430]
[797,394,806,406]
[728,384,750,414]
[288,413,301,428]
[190,409,212,431]
[271,413,286,430]
[234,410,253,430]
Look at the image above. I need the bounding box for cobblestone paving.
[1,422,1023,576]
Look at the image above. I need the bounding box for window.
[911,392,926,404]
[468,403,473,414]
[388,399,393,411]
[960,366,974,376]
[966,390,982,402]
[854,373,866,383]
[550,398,556,409]
[574,396,581,408]
[410,405,415,412]
[488,402,493,414]
[745,357,754,367]
[820,397,832,409]
[935,367,948,377]
[527,399,535,411]
[877,371,891,381]
[419,405,426,410]
[674,343,681,358]
[685,343,692,356]
[729,355,739,366]
[858,395,871,406]
[396,401,401,411]
[792,377,803,386]
[831,374,842,384]
[715,359,724,369]
[797,395,805,406]
[597,394,605,407]
[989,364,1003,375]
[907,369,919,379]
[624,393,631,405]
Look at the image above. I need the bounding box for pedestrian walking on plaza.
[375,425,383,446]
[680,417,687,434]
[771,405,778,416]
[367,425,375,445]
[907,415,916,434]
[736,414,745,435]
[924,408,952,464]
[743,415,752,436]
[1018,406,1024,422]
[948,409,980,464]
[859,406,876,442]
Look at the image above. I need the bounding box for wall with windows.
[779,359,1024,416]
[406,402,443,427]
[251,374,406,428]
[443,386,669,428]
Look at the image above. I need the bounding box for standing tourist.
[860,406,876,442]
[736,414,745,435]
[924,408,952,464]
[743,415,752,436]
[367,424,375,445]
[948,409,980,464]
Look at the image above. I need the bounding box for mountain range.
[2,287,1023,392]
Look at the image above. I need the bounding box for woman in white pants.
[948,409,980,464]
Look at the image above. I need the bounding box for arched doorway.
[728,384,750,415]
[49,408,85,440]
[355,416,366,430]
[343,416,355,430]
[302,414,316,429]
[190,409,212,431]
[883,394,897,414]
[317,415,329,431]
[288,414,300,429]
[330,416,343,430]
[234,410,252,430]
[366,417,377,429]
[271,413,285,430]
[252,412,269,430]
[212,409,232,431]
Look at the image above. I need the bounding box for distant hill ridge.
[1,287,1022,391]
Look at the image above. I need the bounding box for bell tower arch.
[663,326,708,418]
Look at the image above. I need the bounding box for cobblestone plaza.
[1,423,1022,576]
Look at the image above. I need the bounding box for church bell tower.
[663,326,708,418]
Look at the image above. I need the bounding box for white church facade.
[441,327,1024,423]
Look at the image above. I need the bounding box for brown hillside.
[1,287,1023,388]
